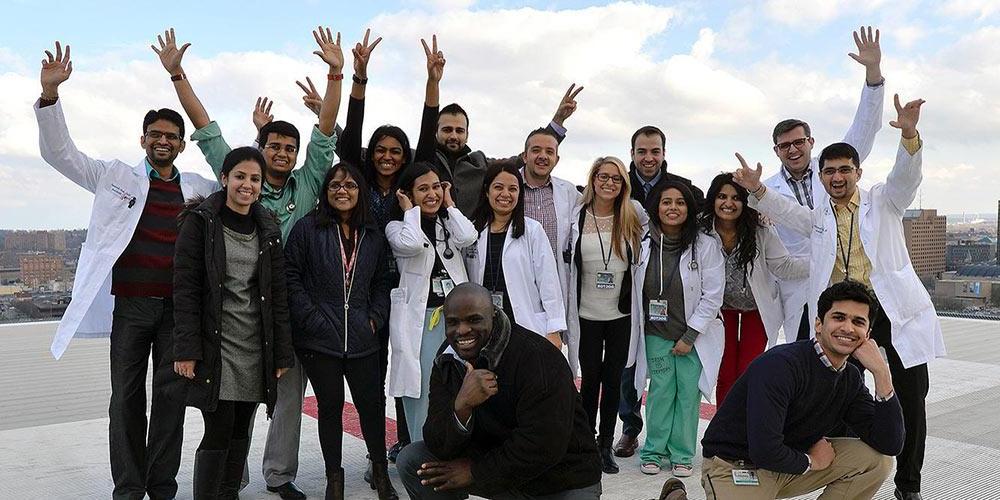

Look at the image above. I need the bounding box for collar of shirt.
[832,189,861,213]
[521,168,553,190]
[813,338,847,373]
[641,169,663,194]
[144,159,179,182]
[262,174,296,199]
[780,164,811,185]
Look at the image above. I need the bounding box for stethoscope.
[435,218,455,259]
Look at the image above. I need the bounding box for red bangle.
[328,73,344,81]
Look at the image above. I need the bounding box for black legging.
[200,400,257,450]
[578,315,632,447]
[299,349,386,471]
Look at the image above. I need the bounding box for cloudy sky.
[1,0,998,229]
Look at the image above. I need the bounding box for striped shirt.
[111,175,184,297]
[523,180,559,258]
[780,165,814,209]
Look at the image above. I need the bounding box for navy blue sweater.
[701,340,904,474]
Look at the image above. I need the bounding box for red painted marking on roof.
[302,396,398,448]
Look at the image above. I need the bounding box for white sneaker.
[641,462,662,475]
[672,464,693,477]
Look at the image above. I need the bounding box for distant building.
[904,209,946,280]
[19,254,64,287]
[935,264,1000,308]
[4,230,67,252]
[947,239,996,271]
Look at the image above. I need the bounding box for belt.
[716,456,756,469]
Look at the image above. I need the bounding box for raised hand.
[442,181,455,208]
[40,41,72,97]
[848,26,882,85]
[151,28,190,77]
[353,28,382,80]
[732,152,764,194]
[421,35,445,83]
[312,26,344,72]
[296,77,322,117]
[552,83,584,126]
[253,97,274,131]
[396,189,414,211]
[889,93,925,139]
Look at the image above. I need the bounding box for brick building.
[19,254,64,287]
[903,209,947,281]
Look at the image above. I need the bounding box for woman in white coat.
[627,180,724,478]
[698,173,808,404]
[385,161,477,442]
[465,162,566,347]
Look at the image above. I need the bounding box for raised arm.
[733,153,812,237]
[843,26,885,162]
[336,29,381,166]
[154,28,210,131]
[760,225,809,280]
[884,94,925,214]
[415,35,444,162]
[311,26,344,137]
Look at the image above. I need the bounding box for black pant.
[796,304,812,341]
[379,322,410,446]
[300,349,387,471]
[200,400,257,450]
[109,296,186,500]
[617,364,643,438]
[578,316,631,447]
[853,299,929,492]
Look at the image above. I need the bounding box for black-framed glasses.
[264,143,298,154]
[775,137,810,152]
[145,131,181,142]
[328,182,360,192]
[595,173,624,185]
[820,166,857,177]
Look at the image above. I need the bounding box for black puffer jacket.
[283,213,392,358]
[172,191,295,418]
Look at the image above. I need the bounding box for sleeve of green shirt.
[190,121,233,179]
[296,124,339,201]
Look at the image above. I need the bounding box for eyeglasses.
[145,131,181,142]
[820,166,857,177]
[264,143,298,154]
[775,137,810,152]
[328,182,359,192]
[595,173,624,185]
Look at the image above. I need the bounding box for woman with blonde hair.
[564,156,647,474]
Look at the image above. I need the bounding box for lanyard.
[487,230,505,293]
[337,227,363,304]
[832,200,856,282]
[658,234,682,296]
[591,209,612,271]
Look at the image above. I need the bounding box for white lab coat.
[705,225,809,347]
[35,101,219,359]
[763,83,884,340]
[751,142,946,368]
[385,206,478,398]
[523,174,581,310]
[563,199,648,376]
[626,232,725,401]
[464,218,567,336]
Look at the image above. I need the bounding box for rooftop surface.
[0,317,997,499]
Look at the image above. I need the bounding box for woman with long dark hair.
[385,161,477,443]
[465,161,566,346]
[173,147,294,499]
[284,162,398,499]
[697,173,808,404]
[627,179,724,478]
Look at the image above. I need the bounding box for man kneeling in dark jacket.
[397,283,602,499]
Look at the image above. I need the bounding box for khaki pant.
[701,438,892,499]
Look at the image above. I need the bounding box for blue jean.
[401,308,446,443]
[617,364,643,438]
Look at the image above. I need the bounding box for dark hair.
[364,125,413,186]
[390,161,447,221]
[630,125,665,150]
[818,142,860,170]
[645,179,699,251]
[473,160,526,239]
[772,119,811,144]
[439,103,469,128]
[257,120,300,149]
[143,108,185,139]
[698,173,761,279]
[816,280,878,326]
[315,162,372,230]
[221,146,267,178]
[523,127,560,153]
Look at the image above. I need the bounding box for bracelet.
[752,184,766,198]
[328,73,344,81]
[352,74,368,85]
[40,93,59,102]
[170,73,186,82]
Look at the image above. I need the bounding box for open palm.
[40,41,72,93]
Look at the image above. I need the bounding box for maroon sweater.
[111,177,184,297]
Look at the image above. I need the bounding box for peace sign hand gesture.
[151,28,190,77]
[295,77,322,117]
[732,152,765,195]
[421,35,445,83]
[889,93,925,139]
[40,41,72,97]
[552,83,584,126]
[312,26,344,73]
[353,28,382,80]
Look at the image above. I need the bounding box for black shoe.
[193,449,228,500]
[371,461,400,500]
[267,481,307,500]
[599,447,620,474]
[218,438,251,500]
[326,468,344,500]
[894,489,923,500]
[387,442,405,464]
[364,455,373,484]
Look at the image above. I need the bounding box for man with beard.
[432,84,583,216]
[154,27,343,498]
[35,41,219,500]
[396,283,602,499]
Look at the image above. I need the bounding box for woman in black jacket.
[284,162,397,500]
[173,146,295,500]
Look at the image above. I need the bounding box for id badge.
[491,292,504,309]
[731,469,759,486]
[432,277,444,296]
[648,300,668,322]
[441,279,455,297]
[595,271,616,290]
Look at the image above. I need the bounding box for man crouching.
[397,283,603,499]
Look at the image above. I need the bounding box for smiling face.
[222,160,263,212]
[373,135,405,180]
[819,157,862,203]
[522,133,559,181]
[814,299,871,362]
[488,171,519,219]
[714,183,744,223]
[658,187,688,233]
[773,125,815,174]
[444,290,495,361]
[631,133,664,181]
[436,113,468,153]
[411,170,444,216]
[592,162,624,204]
[140,119,186,168]
[326,169,359,220]
[261,133,299,178]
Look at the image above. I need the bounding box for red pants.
[716,309,767,404]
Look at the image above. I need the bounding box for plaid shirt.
[781,165,814,209]
[813,339,847,373]
[523,180,559,258]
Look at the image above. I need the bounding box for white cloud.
[938,0,1000,20]
[763,0,890,26]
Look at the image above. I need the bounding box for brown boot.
[659,478,687,500]
[325,467,344,500]
[612,433,639,458]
